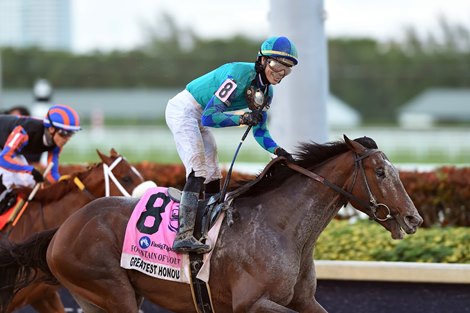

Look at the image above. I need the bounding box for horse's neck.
[269,155,353,249]
[80,165,106,197]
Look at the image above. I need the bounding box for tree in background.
[1,14,469,123]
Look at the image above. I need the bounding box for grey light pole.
[268,0,329,149]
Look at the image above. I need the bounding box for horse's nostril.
[406,215,423,227]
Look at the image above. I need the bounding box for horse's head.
[96,148,154,197]
[344,135,423,239]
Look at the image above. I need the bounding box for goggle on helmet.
[43,104,81,137]
[257,36,299,66]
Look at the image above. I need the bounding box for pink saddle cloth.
[120,187,191,283]
[120,187,225,284]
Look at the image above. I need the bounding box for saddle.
[169,156,286,244]
[166,187,222,244]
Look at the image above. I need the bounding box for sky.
[72,0,470,52]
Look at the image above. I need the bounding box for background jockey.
[0,104,81,211]
[165,36,298,254]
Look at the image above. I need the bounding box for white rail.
[315,260,470,284]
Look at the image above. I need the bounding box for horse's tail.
[0,228,58,313]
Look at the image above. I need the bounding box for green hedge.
[400,167,470,227]
[315,220,470,263]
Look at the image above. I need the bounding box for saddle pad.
[120,186,191,283]
[0,207,14,231]
[0,196,21,231]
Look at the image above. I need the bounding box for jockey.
[0,104,81,212]
[165,36,298,254]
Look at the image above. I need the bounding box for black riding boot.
[172,175,211,254]
[204,179,221,200]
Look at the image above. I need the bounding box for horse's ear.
[110,148,119,157]
[96,149,111,163]
[344,134,367,154]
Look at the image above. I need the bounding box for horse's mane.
[236,136,378,197]
[15,162,103,203]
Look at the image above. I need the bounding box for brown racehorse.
[0,136,423,313]
[0,148,148,313]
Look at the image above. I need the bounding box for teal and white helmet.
[258,36,298,65]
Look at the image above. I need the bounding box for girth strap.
[188,253,216,313]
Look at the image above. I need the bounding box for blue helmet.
[43,104,81,132]
[258,36,299,65]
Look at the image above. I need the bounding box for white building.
[327,94,361,129]
[399,88,470,128]
[0,0,71,51]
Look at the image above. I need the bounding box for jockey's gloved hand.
[275,147,294,162]
[240,111,263,126]
[31,168,45,183]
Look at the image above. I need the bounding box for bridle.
[74,156,143,199]
[103,156,142,197]
[286,149,394,222]
[41,156,143,233]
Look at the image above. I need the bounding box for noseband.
[286,149,394,222]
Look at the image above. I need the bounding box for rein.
[73,177,96,200]
[286,149,393,222]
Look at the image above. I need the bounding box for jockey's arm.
[201,96,243,128]
[45,146,61,182]
[0,126,34,173]
[252,112,278,154]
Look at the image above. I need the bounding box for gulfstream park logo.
[139,236,151,249]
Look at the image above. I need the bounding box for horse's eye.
[376,168,385,178]
[121,176,132,183]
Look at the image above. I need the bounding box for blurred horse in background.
[0,148,147,313]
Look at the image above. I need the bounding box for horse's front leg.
[288,260,328,313]
[28,289,65,313]
[8,285,65,313]
[289,300,328,313]
[231,277,299,313]
[245,298,298,313]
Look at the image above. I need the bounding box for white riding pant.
[0,155,35,201]
[165,90,222,184]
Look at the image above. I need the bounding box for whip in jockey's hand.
[0,105,81,213]
[165,36,299,254]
